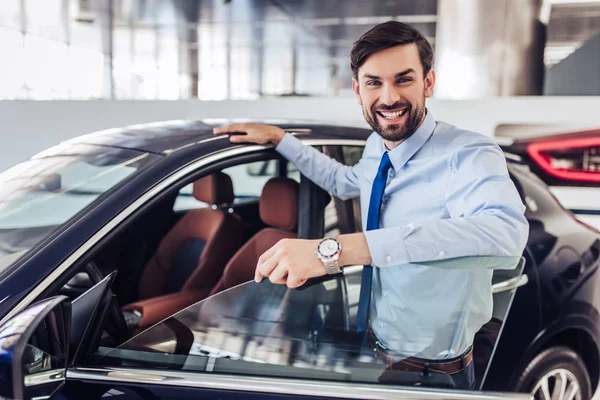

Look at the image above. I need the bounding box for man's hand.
[213,123,286,145]
[255,238,327,289]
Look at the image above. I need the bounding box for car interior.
[46,148,342,352]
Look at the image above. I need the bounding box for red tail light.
[527,136,600,182]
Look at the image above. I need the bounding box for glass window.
[323,146,364,237]
[113,25,133,99]
[0,27,25,100]
[0,0,21,30]
[132,28,158,99]
[0,145,158,273]
[25,0,65,41]
[197,24,228,100]
[23,35,69,100]
[157,27,179,100]
[96,256,524,391]
[173,160,299,212]
[69,46,105,99]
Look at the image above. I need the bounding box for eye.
[366,80,381,86]
[396,78,412,84]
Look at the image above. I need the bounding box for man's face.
[352,44,435,143]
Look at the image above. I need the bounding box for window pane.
[25,0,65,41]
[69,46,105,99]
[0,27,25,100]
[98,257,524,391]
[0,0,21,30]
[113,25,133,99]
[23,35,69,100]
[0,145,157,272]
[323,146,364,237]
[133,28,157,99]
[198,24,228,100]
[157,27,179,100]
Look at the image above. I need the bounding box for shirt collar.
[378,109,436,172]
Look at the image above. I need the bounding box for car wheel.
[515,346,591,400]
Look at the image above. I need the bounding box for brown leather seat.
[209,177,299,296]
[124,172,244,328]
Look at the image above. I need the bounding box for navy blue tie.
[357,152,393,332]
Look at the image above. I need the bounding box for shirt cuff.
[275,133,304,161]
[364,226,411,267]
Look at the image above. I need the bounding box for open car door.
[68,256,532,400]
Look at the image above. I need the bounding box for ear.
[424,69,436,98]
[352,78,362,105]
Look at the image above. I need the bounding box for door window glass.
[174,160,299,212]
[322,146,364,238]
[94,256,524,392]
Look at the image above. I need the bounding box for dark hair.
[350,21,434,79]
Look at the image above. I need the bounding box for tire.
[514,346,592,400]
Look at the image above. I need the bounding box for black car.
[0,120,598,400]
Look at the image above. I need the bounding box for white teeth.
[380,110,405,119]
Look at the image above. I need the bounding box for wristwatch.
[315,237,343,275]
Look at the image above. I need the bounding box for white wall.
[2,97,600,172]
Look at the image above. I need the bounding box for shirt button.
[386,255,393,263]
[380,322,386,328]
[389,170,395,177]
[438,250,445,258]
[383,291,388,298]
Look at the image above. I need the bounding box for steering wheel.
[85,261,131,342]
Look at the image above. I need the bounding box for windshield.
[97,256,524,391]
[0,143,155,272]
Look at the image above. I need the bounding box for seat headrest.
[260,177,299,231]
[193,172,234,205]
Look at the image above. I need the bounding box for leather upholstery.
[210,228,297,296]
[124,289,211,329]
[137,209,243,300]
[133,172,243,313]
[259,177,299,231]
[210,177,299,296]
[193,172,234,205]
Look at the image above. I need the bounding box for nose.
[379,83,402,107]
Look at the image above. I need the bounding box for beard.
[363,98,426,143]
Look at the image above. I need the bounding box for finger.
[228,134,253,144]
[286,275,307,289]
[213,123,249,135]
[257,245,278,268]
[255,250,280,282]
[269,264,289,285]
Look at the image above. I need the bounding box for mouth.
[376,108,408,124]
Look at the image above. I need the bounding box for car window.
[323,146,364,237]
[173,160,300,212]
[94,256,524,392]
[0,144,156,274]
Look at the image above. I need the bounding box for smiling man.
[214,21,529,389]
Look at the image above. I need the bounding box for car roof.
[64,119,373,155]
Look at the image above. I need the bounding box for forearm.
[337,233,372,267]
[363,212,528,268]
[276,134,360,200]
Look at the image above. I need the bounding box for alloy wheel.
[532,368,582,400]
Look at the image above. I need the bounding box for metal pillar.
[434,0,546,98]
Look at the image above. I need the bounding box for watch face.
[319,239,339,258]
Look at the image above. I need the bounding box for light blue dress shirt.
[276,111,529,359]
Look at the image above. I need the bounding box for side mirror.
[0,296,71,400]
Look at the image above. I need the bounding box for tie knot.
[378,152,393,175]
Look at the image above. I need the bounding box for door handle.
[492,274,529,294]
